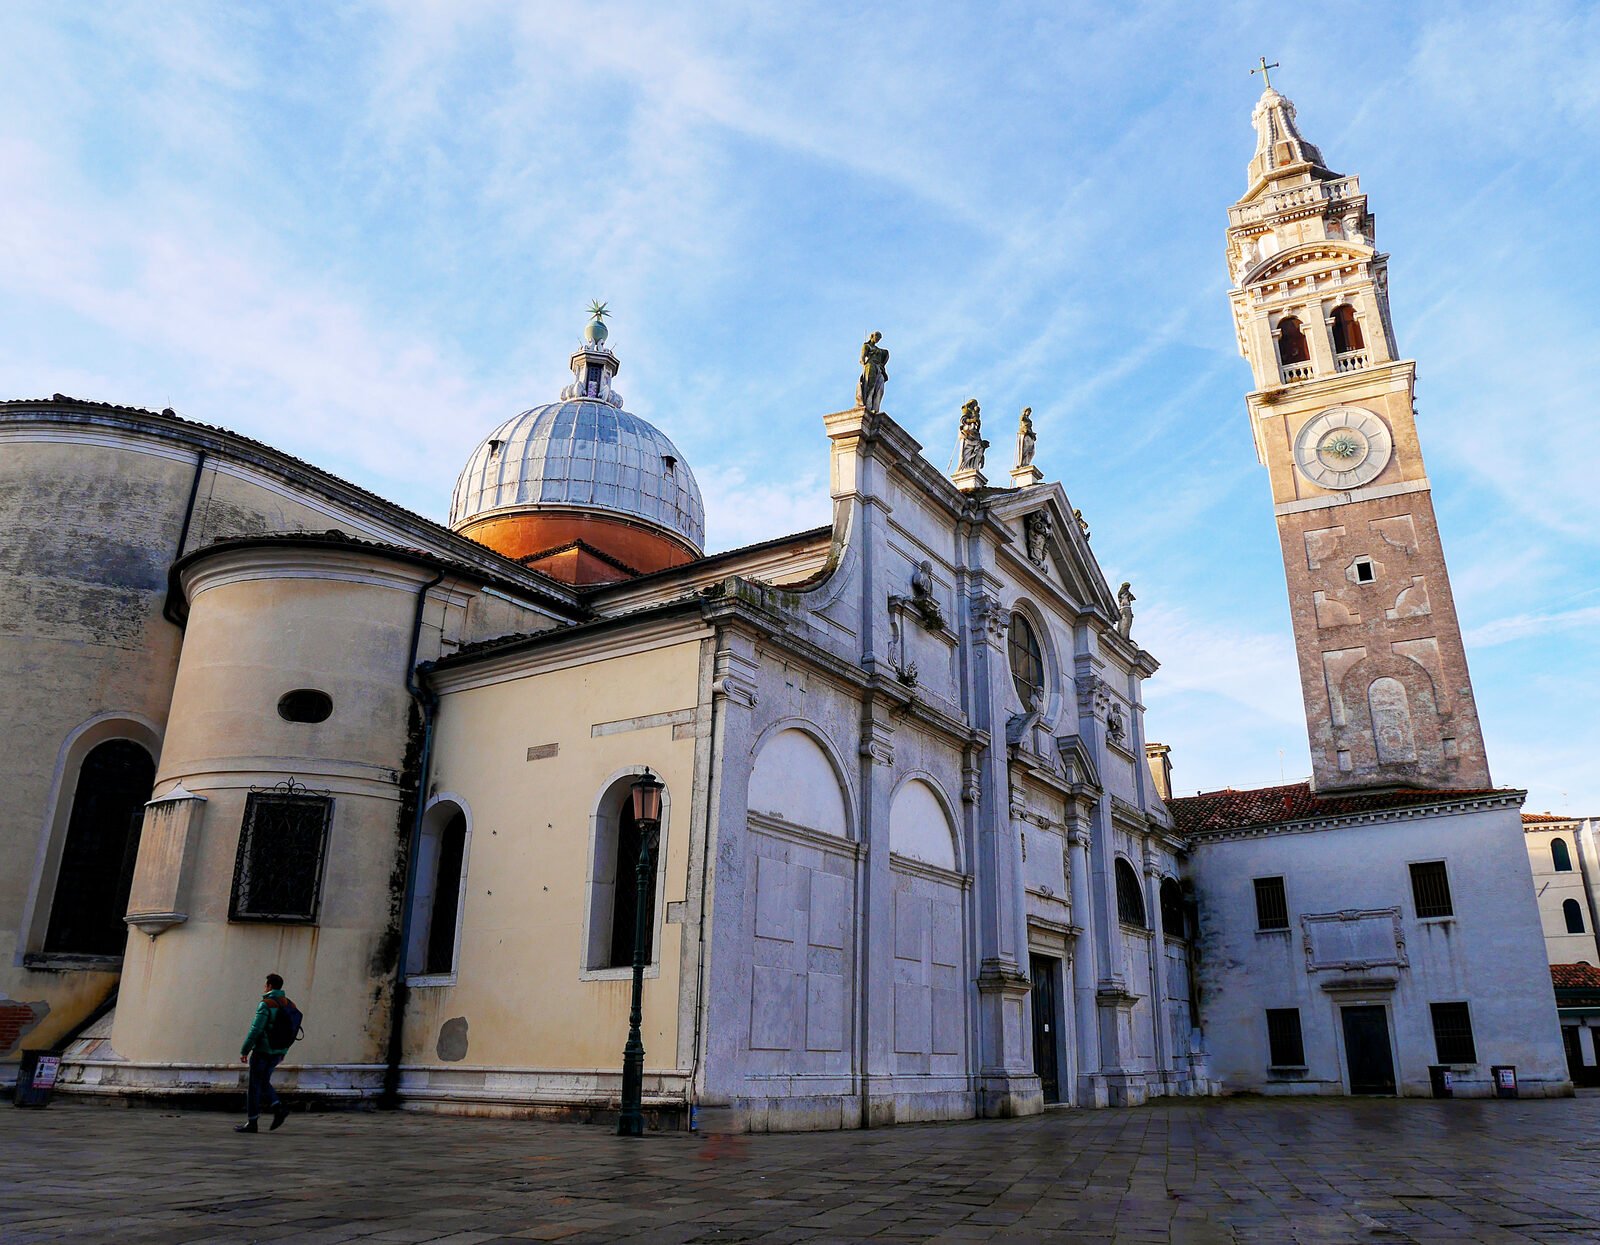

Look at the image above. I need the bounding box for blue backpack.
[267,997,305,1048]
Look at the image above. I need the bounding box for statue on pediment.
[857,331,888,414]
[958,399,988,471]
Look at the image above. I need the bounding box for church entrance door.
[1029,954,1061,1104]
[1340,1005,1396,1095]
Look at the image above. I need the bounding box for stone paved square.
[3,1094,1599,1243]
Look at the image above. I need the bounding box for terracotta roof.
[519,540,643,577]
[1552,963,1600,991]
[580,525,833,599]
[1523,812,1577,825]
[1169,781,1512,836]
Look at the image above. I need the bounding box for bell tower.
[1225,71,1491,793]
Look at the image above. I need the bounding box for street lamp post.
[617,768,663,1138]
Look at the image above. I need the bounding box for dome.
[448,311,705,580]
[449,399,705,553]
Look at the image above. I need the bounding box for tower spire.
[1245,74,1331,194]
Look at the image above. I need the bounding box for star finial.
[587,300,610,322]
[1251,56,1280,91]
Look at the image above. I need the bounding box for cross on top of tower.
[1251,57,1280,91]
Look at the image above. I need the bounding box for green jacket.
[241,989,292,1057]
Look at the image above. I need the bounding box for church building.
[0,75,1566,1125]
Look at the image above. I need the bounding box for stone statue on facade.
[1117,581,1136,638]
[1016,407,1036,470]
[1074,508,1090,539]
[856,331,888,414]
[1023,509,1052,566]
[958,399,988,471]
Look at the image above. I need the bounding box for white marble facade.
[683,403,1206,1130]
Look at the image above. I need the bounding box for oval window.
[1008,612,1045,707]
[277,689,333,723]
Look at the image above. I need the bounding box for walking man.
[236,972,293,1133]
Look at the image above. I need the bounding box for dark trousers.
[246,1051,283,1120]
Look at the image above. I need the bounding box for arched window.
[608,801,657,966]
[1008,612,1045,708]
[1276,316,1310,366]
[1115,858,1146,928]
[1553,838,1573,872]
[406,801,470,978]
[1565,899,1586,934]
[44,738,156,956]
[1159,878,1187,940]
[584,771,669,973]
[1331,304,1364,354]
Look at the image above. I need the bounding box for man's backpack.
[267,997,305,1049]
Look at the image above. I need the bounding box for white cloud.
[1465,605,1600,648]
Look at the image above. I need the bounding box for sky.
[2,2,1597,814]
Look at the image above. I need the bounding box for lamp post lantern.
[617,768,663,1137]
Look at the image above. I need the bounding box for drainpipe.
[162,451,208,626]
[684,635,722,1125]
[382,568,445,1108]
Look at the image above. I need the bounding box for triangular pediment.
[989,485,1118,619]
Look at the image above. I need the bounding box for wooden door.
[1030,954,1061,1105]
[1341,1005,1396,1095]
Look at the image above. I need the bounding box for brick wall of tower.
[1276,487,1491,791]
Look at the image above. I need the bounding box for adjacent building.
[1523,812,1600,1085]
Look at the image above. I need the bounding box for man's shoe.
[234,1120,258,1133]
[270,1104,289,1131]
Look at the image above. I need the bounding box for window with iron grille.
[1266,1008,1305,1066]
[1159,878,1188,940]
[230,787,333,923]
[1253,876,1289,930]
[1409,860,1453,918]
[1115,858,1147,928]
[1430,1002,1476,1064]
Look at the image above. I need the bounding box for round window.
[1007,612,1045,707]
[277,689,333,723]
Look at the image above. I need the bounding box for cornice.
[180,542,465,603]
[1247,359,1416,413]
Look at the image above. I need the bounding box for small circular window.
[277,689,333,723]
[1007,612,1045,707]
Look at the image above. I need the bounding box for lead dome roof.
[449,319,705,554]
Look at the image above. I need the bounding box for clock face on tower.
[1292,405,1393,490]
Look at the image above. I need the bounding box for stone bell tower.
[1225,69,1490,793]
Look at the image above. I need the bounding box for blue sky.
[2,3,1596,813]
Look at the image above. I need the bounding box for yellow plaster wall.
[109,561,424,1067]
[406,637,704,1072]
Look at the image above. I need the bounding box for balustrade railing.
[1229,176,1361,227]
[1279,361,1315,383]
[1335,350,1368,373]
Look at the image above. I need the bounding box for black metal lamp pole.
[618,769,663,1138]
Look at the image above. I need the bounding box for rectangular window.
[1266,1008,1305,1067]
[1254,876,1289,930]
[230,791,333,923]
[1409,861,1453,918]
[1430,1002,1477,1064]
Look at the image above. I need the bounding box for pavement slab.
[1,1093,1598,1242]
